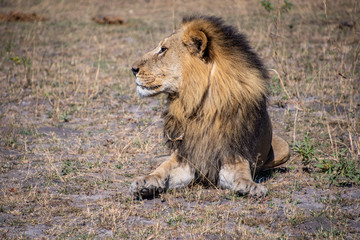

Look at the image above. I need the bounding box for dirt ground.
[0,0,359,239]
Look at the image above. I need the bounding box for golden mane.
[163,16,270,183]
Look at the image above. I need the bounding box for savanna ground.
[0,0,359,239]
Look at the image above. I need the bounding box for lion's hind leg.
[219,159,268,197]
[130,152,194,198]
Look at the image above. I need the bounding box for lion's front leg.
[218,159,268,197]
[130,152,194,198]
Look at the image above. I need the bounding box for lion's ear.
[182,29,208,58]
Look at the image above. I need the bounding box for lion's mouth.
[136,82,162,91]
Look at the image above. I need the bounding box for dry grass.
[0,0,359,239]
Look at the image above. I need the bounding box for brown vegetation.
[0,11,47,22]
[92,16,125,25]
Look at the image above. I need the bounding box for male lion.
[130,16,290,198]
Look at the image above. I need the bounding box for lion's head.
[131,18,214,99]
[131,31,184,97]
[132,16,268,118]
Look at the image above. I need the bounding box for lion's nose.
[131,67,139,76]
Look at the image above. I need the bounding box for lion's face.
[131,31,188,97]
[131,22,211,98]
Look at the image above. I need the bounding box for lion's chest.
[165,118,227,183]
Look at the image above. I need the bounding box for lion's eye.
[159,47,168,54]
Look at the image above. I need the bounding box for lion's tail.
[261,135,290,171]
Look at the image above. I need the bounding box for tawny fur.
[130,16,290,197]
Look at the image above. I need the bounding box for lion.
[130,16,290,198]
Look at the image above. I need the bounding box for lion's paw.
[129,175,165,198]
[248,184,268,197]
[235,182,268,197]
